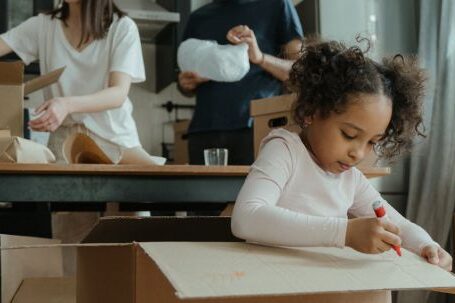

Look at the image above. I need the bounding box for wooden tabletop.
[0,163,390,178]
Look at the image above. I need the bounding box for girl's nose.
[348,145,366,162]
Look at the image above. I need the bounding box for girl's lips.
[338,162,351,171]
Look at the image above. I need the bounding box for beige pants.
[48,123,155,275]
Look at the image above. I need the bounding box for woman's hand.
[29,97,70,132]
[178,71,209,93]
[226,25,263,64]
[345,217,402,254]
[421,244,452,271]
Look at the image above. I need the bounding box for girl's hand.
[29,97,70,132]
[421,244,452,271]
[345,217,402,254]
[226,25,263,64]
[178,71,209,92]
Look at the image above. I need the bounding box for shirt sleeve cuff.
[335,218,348,248]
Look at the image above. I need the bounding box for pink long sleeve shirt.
[231,129,437,254]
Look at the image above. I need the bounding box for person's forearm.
[66,86,129,114]
[258,54,294,82]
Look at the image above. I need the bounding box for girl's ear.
[303,116,313,127]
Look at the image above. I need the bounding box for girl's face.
[304,93,392,174]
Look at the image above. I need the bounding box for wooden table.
[0,164,390,204]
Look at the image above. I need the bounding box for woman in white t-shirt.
[0,0,157,165]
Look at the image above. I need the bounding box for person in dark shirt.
[178,0,303,165]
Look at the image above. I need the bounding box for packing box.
[250,94,299,157]
[4,217,455,303]
[250,94,378,166]
[0,61,64,137]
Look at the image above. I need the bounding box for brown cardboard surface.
[77,246,136,303]
[1,235,63,303]
[173,120,190,164]
[136,244,391,303]
[23,67,65,95]
[139,242,455,299]
[0,85,23,136]
[74,217,455,303]
[250,94,299,157]
[82,216,241,244]
[0,61,23,85]
[11,277,75,303]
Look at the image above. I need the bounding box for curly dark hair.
[287,37,426,160]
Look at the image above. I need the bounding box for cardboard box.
[173,120,190,164]
[250,94,377,166]
[0,61,64,137]
[74,218,455,303]
[4,217,455,303]
[250,94,300,157]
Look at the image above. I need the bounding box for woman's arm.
[29,71,131,132]
[0,37,13,57]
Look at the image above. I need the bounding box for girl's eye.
[369,141,378,146]
[341,131,355,140]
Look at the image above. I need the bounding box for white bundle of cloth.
[177,38,250,82]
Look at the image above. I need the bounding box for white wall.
[319,0,417,212]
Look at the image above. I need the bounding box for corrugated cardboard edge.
[23,66,65,95]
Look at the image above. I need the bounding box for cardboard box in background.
[4,217,455,303]
[250,94,300,158]
[173,120,190,164]
[0,61,64,137]
[250,94,378,166]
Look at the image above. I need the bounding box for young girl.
[231,38,452,271]
[0,0,157,165]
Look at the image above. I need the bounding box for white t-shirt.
[231,128,437,254]
[1,13,145,148]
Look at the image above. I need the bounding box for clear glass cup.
[203,148,228,166]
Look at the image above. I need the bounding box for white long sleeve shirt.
[231,128,437,254]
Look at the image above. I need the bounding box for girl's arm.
[349,174,438,254]
[0,37,13,57]
[231,139,348,247]
[29,71,131,132]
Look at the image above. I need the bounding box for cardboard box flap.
[82,216,242,244]
[0,61,24,85]
[250,94,296,117]
[23,67,65,95]
[139,242,455,299]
